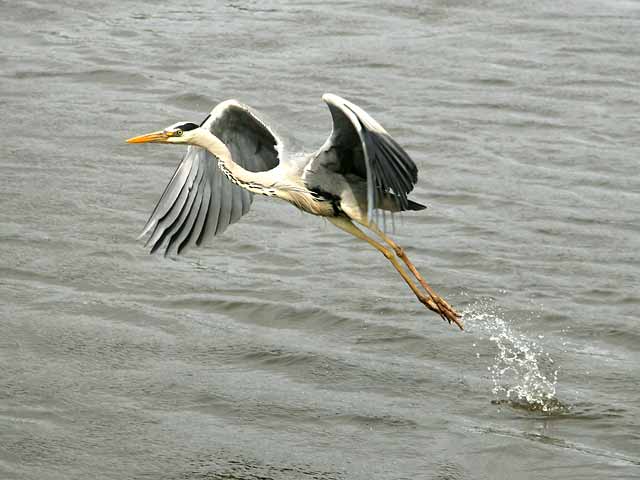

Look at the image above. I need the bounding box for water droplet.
[463,300,559,411]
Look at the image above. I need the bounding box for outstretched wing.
[317,93,419,223]
[139,100,282,256]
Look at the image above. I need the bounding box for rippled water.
[2,1,639,479]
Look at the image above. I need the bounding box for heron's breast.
[308,187,342,216]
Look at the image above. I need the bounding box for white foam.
[464,300,559,412]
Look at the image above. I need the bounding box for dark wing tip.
[407,199,427,210]
[359,116,419,214]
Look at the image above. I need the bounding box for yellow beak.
[126,130,169,144]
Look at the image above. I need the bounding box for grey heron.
[126,94,463,330]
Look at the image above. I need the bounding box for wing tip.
[407,199,427,211]
[322,93,343,105]
[207,99,248,127]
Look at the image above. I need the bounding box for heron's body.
[127,94,462,330]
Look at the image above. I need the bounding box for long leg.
[367,223,463,330]
[328,217,458,328]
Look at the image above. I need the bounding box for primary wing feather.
[140,100,282,256]
[319,93,419,223]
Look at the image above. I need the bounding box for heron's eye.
[175,129,183,136]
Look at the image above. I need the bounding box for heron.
[126,94,463,330]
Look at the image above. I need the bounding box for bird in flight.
[127,94,462,330]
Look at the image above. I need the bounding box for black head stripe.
[199,114,211,127]
[178,122,199,131]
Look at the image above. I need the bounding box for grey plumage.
[140,94,423,256]
[139,100,281,256]
[316,93,419,221]
[127,93,462,330]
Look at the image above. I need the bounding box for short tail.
[380,194,427,212]
[407,199,427,211]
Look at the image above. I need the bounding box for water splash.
[464,300,560,413]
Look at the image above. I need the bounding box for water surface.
[1,1,639,479]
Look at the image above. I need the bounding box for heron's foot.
[385,245,462,330]
[434,296,463,330]
[419,293,463,331]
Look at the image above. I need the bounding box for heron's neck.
[195,130,276,195]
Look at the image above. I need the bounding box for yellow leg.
[367,223,463,330]
[329,217,459,328]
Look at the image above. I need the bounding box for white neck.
[193,129,277,196]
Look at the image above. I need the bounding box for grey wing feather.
[140,100,282,255]
[318,93,419,223]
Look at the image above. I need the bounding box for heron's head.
[126,122,202,145]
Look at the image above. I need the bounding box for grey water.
[1,1,639,479]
